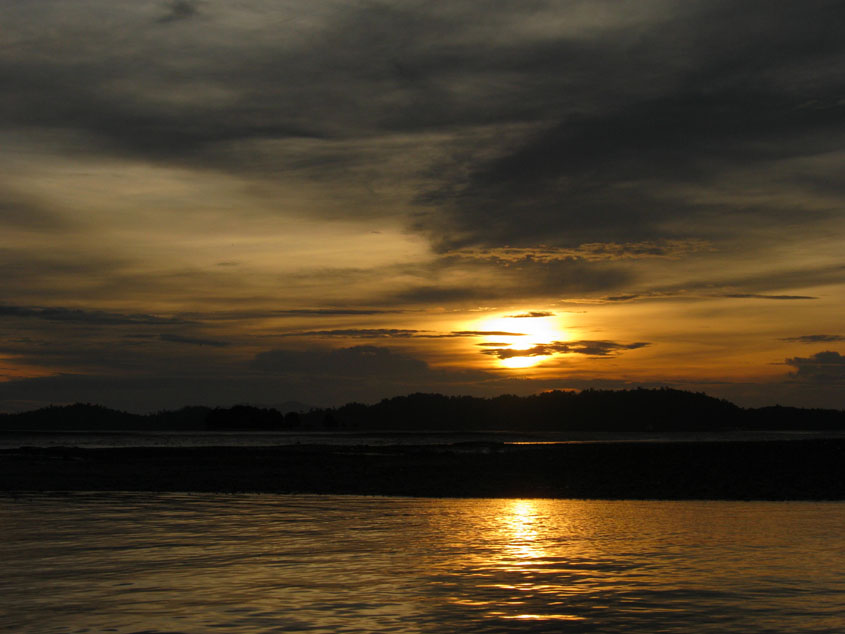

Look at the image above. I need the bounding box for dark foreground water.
[4,429,843,450]
[1,494,843,633]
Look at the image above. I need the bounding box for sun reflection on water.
[5,495,843,633]
[444,499,587,624]
[499,500,544,564]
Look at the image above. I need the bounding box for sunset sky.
[2,0,843,412]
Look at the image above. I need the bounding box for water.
[0,430,536,450]
[2,494,843,633]
[3,428,842,450]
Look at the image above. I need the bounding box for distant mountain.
[0,403,144,431]
[0,389,842,432]
[328,389,746,432]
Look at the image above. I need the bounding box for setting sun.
[501,356,544,369]
[475,314,567,369]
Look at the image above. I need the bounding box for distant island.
[1,388,843,432]
[3,388,845,500]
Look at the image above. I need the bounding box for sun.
[474,313,566,369]
[501,356,542,369]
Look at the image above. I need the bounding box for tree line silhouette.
[1,388,843,432]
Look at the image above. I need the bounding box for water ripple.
[1,495,843,633]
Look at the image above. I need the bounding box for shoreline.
[2,439,843,500]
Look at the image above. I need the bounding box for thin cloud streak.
[156,0,200,24]
[782,334,844,344]
[159,333,229,347]
[0,304,190,325]
[721,294,818,301]
[506,311,555,318]
[481,340,651,360]
[277,329,528,339]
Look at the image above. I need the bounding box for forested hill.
[1,389,844,432]
[325,389,845,432]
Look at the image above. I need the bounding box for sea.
[2,428,842,450]
[3,430,844,632]
[2,493,843,633]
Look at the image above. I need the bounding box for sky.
[2,0,844,413]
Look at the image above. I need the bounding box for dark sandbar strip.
[2,439,843,499]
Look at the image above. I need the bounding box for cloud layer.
[481,340,650,360]
[1,1,844,411]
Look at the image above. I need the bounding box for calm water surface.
[1,494,843,633]
[4,429,843,449]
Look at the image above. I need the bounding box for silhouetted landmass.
[328,389,746,431]
[206,405,301,430]
[2,440,843,499]
[3,389,844,500]
[1,388,843,432]
[0,402,145,431]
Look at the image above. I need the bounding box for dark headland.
[2,389,844,499]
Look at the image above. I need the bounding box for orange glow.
[474,314,566,369]
[500,356,543,369]
[501,499,543,561]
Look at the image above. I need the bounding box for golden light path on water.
[447,499,587,623]
[474,315,567,368]
[4,495,844,632]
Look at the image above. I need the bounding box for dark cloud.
[482,340,650,360]
[505,311,555,318]
[719,265,845,294]
[481,344,551,360]
[5,0,839,256]
[386,257,634,305]
[253,345,430,377]
[446,241,709,263]
[383,285,498,305]
[185,308,406,322]
[0,44,318,163]
[785,351,845,383]
[604,295,640,302]
[410,1,845,249]
[0,332,233,376]
[568,341,650,357]
[781,334,844,343]
[0,304,189,325]
[280,329,420,338]
[159,333,229,347]
[277,329,535,339]
[273,309,404,317]
[156,0,199,24]
[722,294,817,300]
[447,331,524,338]
[638,263,845,303]
[0,192,75,232]
[282,330,531,339]
[0,249,132,297]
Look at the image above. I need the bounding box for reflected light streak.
[502,500,541,557]
[499,613,586,621]
[469,499,586,623]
